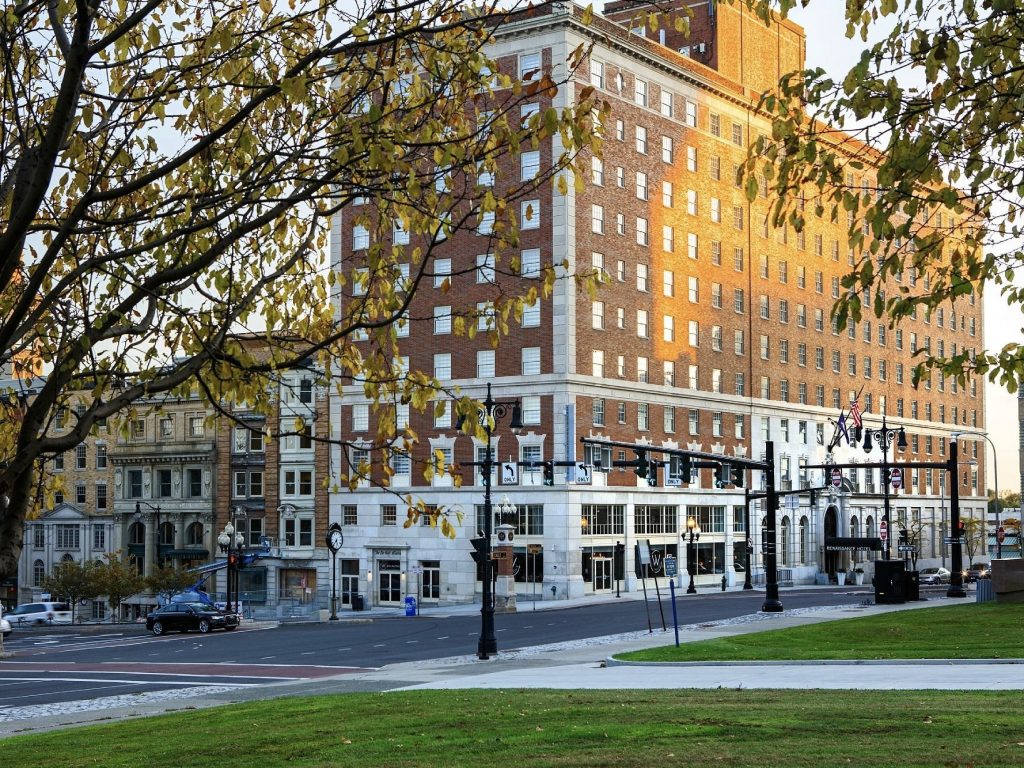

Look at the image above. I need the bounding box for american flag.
[849,397,863,430]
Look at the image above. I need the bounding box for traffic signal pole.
[761,441,783,612]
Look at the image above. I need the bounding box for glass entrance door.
[593,557,612,592]
[377,560,402,605]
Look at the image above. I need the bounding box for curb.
[605,657,1024,668]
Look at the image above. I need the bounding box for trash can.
[352,594,365,611]
[404,596,417,617]
[976,579,995,603]
[904,570,920,601]
[874,559,906,604]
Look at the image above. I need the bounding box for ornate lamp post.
[685,515,701,594]
[860,415,908,560]
[217,522,245,613]
[464,383,522,660]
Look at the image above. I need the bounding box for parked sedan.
[146,602,239,636]
[1,614,11,640]
[919,567,951,585]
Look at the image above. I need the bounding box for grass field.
[2,689,1022,768]
[4,602,1022,766]
[619,602,1024,662]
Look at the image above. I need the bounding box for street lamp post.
[685,515,701,594]
[465,382,522,660]
[217,522,245,613]
[859,415,908,560]
[952,431,1000,559]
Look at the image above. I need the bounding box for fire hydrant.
[721,574,727,592]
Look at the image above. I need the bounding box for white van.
[6,601,73,625]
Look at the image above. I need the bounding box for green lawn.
[3,689,1022,767]
[619,602,1024,662]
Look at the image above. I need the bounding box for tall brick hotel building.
[329,1,988,608]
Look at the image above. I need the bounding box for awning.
[825,537,883,552]
[164,549,209,559]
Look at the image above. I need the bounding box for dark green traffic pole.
[762,440,783,612]
[948,437,967,598]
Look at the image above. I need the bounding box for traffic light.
[679,454,692,484]
[957,519,966,538]
[469,536,488,565]
[730,465,745,487]
[898,528,909,546]
[542,461,554,486]
[647,461,658,487]
[634,450,649,479]
[227,553,238,569]
[715,462,730,488]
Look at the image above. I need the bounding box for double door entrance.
[582,550,614,593]
[376,559,402,605]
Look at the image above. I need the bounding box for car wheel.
[225,625,237,631]
[152,621,165,636]
[198,619,211,634]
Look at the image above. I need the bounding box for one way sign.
[574,463,592,485]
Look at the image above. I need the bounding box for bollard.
[721,574,727,591]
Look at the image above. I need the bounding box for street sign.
[527,544,543,555]
[664,555,678,577]
[879,520,889,541]
[890,467,903,490]
[574,462,592,484]
[897,545,916,553]
[831,468,842,488]
[501,462,519,485]
[997,526,1006,543]
[943,536,964,544]
[492,550,509,560]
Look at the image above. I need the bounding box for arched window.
[799,515,809,564]
[186,522,204,546]
[158,521,175,546]
[61,553,75,563]
[128,521,145,545]
[32,559,45,586]
[866,515,876,561]
[780,515,791,566]
[850,515,859,537]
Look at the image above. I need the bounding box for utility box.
[874,560,906,604]
[352,594,365,611]
[904,570,920,601]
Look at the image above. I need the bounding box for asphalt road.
[0,586,877,712]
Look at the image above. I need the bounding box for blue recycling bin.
[404,596,417,616]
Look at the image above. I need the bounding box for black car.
[965,563,991,583]
[146,602,240,635]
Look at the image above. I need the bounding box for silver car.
[919,567,951,585]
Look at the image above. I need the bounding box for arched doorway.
[824,505,839,575]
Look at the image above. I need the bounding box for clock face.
[328,529,344,551]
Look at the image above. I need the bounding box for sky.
[591,0,1021,500]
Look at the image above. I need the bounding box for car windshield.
[921,568,938,574]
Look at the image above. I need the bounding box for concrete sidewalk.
[343,596,1024,692]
